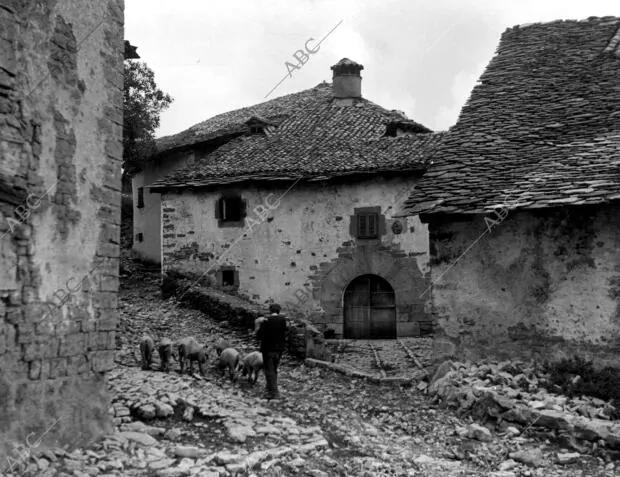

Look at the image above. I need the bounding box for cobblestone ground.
[6,264,617,477]
[327,338,433,378]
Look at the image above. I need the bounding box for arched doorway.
[343,274,396,339]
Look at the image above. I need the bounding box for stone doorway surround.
[311,244,431,337]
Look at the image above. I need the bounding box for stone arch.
[316,245,430,337]
[342,274,396,339]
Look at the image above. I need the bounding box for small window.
[250,126,263,135]
[350,207,384,240]
[222,269,235,287]
[136,232,143,242]
[357,213,378,239]
[218,266,238,289]
[215,195,246,224]
[137,187,144,208]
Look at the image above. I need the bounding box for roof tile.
[399,16,620,217]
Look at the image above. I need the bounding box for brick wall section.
[0,0,123,459]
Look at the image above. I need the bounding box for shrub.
[543,356,620,415]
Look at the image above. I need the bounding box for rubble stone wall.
[0,0,123,457]
[159,175,431,337]
[428,204,620,367]
[164,275,329,360]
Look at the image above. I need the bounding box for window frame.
[222,269,235,287]
[350,206,385,241]
[215,193,247,228]
[218,266,239,290]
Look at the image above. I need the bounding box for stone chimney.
[330,58,363,99]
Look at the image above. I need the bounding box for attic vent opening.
[384,120,432,137]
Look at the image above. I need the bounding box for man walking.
[256,303,288,400]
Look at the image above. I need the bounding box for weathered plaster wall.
[428,204,620,367]
[132,150,194,263]
[0,0,123,460]
[160,176,431,336]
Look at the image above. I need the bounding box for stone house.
[397,17,620,366]
[132,74,348,264]
[150,59,444,338]
[0,0,123,458]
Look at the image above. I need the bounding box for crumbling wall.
[427,205,620,367]
[0,0,123,461]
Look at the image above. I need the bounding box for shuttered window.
[357,213,378,239]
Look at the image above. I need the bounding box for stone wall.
[158,175,431,337]
[0,0,123,460]
[427,204,620,367]
[163,274,329,360]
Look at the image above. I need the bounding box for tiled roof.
[155,83,335,155]
[150,133,445,189]
[398,16,620,217]
[151,90,439,188]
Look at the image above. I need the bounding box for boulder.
[556,452,581,465]
[508,449,544,468]
[118,431,157,447]
[173,446,207,458]
[466,423,493,442]
[154,401,174,418]
[137,403,157,420]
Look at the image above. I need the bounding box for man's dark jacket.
[257,314,288,353]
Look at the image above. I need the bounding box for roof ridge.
[515,15,620,30]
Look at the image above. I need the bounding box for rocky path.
[327,337,433,379]
[7,263,618,476]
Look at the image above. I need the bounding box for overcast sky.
[125,0,620,139]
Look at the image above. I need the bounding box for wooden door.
[343,275,396,339]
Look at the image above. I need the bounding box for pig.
[177,337,208,375]
[237,351,263,384]
[158,338,175,372]
[140,335,155,370]
[214,338,230,358]
[218,347,240,381]
[187,347,209,376]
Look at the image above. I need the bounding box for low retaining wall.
[161,272,330,361]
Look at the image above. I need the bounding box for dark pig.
[187,346,209,376]
[177,337,207,375]
[140,335,155,370]
[158,338,174,372]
